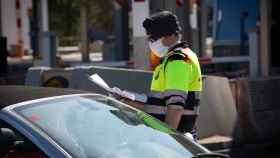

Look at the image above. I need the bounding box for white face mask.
[148,38,169,58]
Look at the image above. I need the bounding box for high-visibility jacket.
[145,42,202,133]
[146,42,202,115]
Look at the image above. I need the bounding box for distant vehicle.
[0,86,229,158]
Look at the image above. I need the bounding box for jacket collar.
[168,41,188,53]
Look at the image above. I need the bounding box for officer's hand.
[109,87,123,99]
[112,87,136,101]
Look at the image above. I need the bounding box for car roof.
[0,86,89,109]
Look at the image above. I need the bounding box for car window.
[0,119,48,158]
[14,95,204,158]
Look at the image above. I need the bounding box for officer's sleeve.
[164,59,191,107]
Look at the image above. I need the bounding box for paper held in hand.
[87,74,112,92]
[87,74,147,103]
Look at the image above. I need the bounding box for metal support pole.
[213,0,218,40]
[248,28,260,78]
[132,0,150,69]
[122,0,130,60]
[240,11,248,55]
[41,32,56,67]
[41,0,49,32]
[200,0,208,56]
[121,1,129,61]
[114,1,129,61]
[182,0,192,45]
[0,0,2,37]
[190,1,200,54]
[260,0,271,77]
[37,0,43,59]
[80,6,89,62]
[31,0,40,58]
[115,9,122,61]
[0,37,8,76]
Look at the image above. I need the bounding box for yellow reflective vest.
[150,47,202,93]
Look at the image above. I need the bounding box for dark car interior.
[0,121,48,158]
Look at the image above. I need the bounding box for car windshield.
[14,95,206,158]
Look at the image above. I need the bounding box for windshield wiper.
[192,152,230,158]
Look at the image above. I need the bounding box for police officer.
[120,11,202,137]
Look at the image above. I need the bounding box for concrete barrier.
[25,67,51,86]
[70,66,152,94]
[41,67,74,87]
[25,66,237,139]
[198,76,236,138]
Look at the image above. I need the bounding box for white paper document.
[88,74,112,93]
[88,74,147,103]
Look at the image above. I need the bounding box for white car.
[0,86,229,158]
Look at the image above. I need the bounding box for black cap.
[142,11,181,41]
